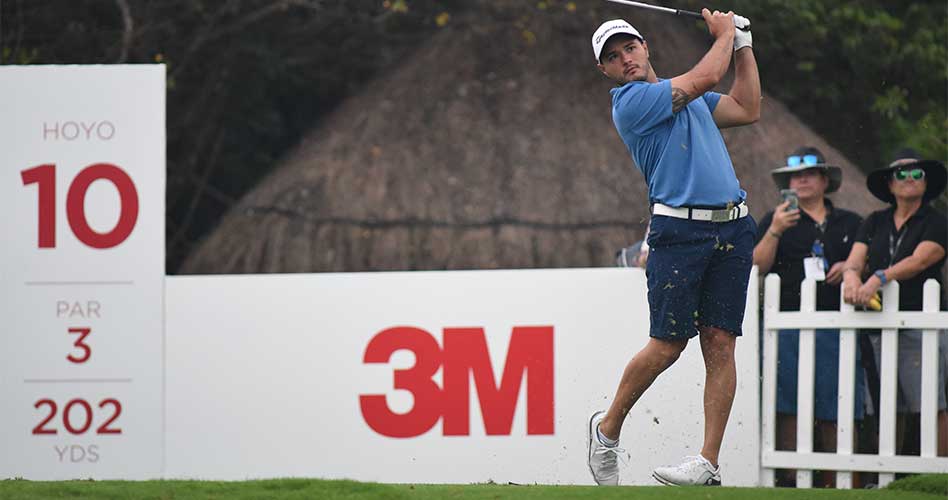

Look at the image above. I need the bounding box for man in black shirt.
[754,146,865,486]
[842,148,948,456]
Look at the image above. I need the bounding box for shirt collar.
[799,198,834,223]
[886,202,932,222]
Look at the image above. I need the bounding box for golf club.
[604,0,750,31]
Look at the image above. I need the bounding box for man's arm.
[668,9,735,113]
[712,47,761,128]
[842,242,869,305]
[753,228,779,275]
[877,241,947,283]
[753,203,798,274]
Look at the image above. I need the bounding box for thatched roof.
[181,2,884,274]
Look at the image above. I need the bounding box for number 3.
[67,327,92,364]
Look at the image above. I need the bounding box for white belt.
[652,202,749,222]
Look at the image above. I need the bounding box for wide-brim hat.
[770,146,842,194]
[867,148,947,204]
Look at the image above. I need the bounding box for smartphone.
[780,188,798,211]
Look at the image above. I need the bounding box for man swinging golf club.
[587,8,760,486]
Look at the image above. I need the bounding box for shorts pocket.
[646,215,669,247]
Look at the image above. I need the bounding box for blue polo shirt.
[611,79,745,207]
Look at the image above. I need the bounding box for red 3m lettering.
[443,326,554,436]
[359,327,443,438]
[360,325,554,438]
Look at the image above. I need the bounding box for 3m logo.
[359,326,554,438]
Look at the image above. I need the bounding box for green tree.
[0,0,464,271]
[684,0,946,174]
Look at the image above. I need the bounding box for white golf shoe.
[652,455,722,486]
[586,410,625,485]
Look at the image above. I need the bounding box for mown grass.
[1,474,945,499]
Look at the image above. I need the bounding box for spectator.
[842,148,948,456]
[754,146,866,487]
[616,221,651,268]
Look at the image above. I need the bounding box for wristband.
[874,269,888,285]
[768,230,781,239]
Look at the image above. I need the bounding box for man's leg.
[601,216,710,441]
[599,337,688,440]
[938,411,948,456]
[651,325,736,487]
[588,337,688,485]
[814,420,838,488]
[775,414,797,487]
[698,325,737,466]
[591,215,715,486]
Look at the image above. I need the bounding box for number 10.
[21,163,139,249]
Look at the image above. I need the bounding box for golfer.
[587,9,759,486]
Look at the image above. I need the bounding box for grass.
[1,475,946,499]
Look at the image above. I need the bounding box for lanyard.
[812,214,829,269]
[888,227,907,267]
[812,240,829,270]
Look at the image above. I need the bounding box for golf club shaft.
[604,0,702,20]
[604,0,750,31]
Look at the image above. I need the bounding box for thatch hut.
[181,2,883,274]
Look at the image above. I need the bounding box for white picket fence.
[761,275,948,488]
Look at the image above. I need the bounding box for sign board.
[0,66,166,479]
[164,269,761,485]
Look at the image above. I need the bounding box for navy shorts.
[645,214,756,340]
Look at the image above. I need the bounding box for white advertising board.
[165,268,761,485]
[0,66,166,479]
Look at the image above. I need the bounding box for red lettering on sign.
[67,163,139,249]
[21,163,139,249]
[20,164,57,248]
[360,325,554,438]
[442,326,554,436]
[359,326,443,438]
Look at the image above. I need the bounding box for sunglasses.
[893,168,926,181]
[787,154,820,167]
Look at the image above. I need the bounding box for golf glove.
[733,14,752,51]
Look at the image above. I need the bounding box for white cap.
[592,19,643,62]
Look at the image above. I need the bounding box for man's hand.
[733,14,752,51]
[842,272,863,305]
[825,261,847,285]
[855,275,883,306]
[768,201,800,236]
[702,9,735,41]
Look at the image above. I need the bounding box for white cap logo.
[592,19,643,62]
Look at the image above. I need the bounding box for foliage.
[887,474,948,496]
[0,0,463,271]
[681,0,947,172]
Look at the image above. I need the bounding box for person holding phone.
[753,146,865,487]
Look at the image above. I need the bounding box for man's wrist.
[768,229,782,239]
[873,269,888,285]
